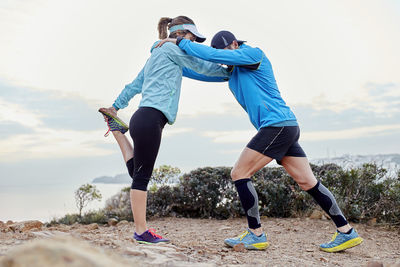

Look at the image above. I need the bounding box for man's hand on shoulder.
[155,38,178,48]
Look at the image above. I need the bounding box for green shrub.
[147,167,238,219]
[150,163,399,225]
[49,213,80,225]
[79,210,108,224]
[50,210,108,225]
[316,163,398,223]
[103,186,132,221]
[54,163,400,226]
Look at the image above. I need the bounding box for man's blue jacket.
[178,39,298,130]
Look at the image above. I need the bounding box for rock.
[366,261,384,267]
[218,226,231,231]
[31,230,69,238]
[220,248,230,253]
[117,220,129,226]
[9,220,43,232]
[319,257,329,263]
[123,248,146,257]
[367,218,377,227]
[71,222,80,229]
[53,224,71,232]
[6,220,14,225]
[232,243,246,252]
[309,209,323,219]
[0,221,8,231]
[0,236,133,267]
[108,218,118,226]
[86,223,99,231]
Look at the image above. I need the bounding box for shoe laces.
[148,228,163,239]
[329,231,339,242]
[104,118,111,137]
[238,230,249,241]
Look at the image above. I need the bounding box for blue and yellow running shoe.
[224,229,269,250]
[98,108,129,136]
[320,228,363,252]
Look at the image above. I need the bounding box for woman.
[156,31,363,252]
[99,16,229,244]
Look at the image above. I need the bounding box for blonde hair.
[157,16,195,39]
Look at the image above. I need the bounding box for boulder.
[86,223,99,231]
[366,261,383,267]
[0,236,133,267]
[9,220,43,232]
[108,218,118,226]
[309,209,323,220]
[117,220,129,226]
[0,221,10,233]
[232,243,246,252]
[367,218,377,227]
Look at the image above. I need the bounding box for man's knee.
[296,176,317,191]
[131,176,150,191]
[231,167,254,181]
[230,168,239,180]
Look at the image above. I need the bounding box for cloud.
[0,81,116,161]
[163,127,194,138]
[308,82,400,115]
[0,128,116,162]
[0,97,43,128]
[0,80,107,132]
[0,121,33,138]
[202,130,255,143]
[301,124,400,141]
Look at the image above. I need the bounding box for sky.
[0,0,400,188]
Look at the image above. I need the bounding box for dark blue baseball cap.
[211,30,246,49]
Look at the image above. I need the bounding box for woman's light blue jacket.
[112,41,229,124]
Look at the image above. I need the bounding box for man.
[156,30,363,252]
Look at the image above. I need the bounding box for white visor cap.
[168,24,206,43]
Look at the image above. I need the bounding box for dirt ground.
[1,217,400,266]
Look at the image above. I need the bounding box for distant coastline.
[92,174,131,184]
[91,154,400,184]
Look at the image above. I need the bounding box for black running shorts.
[246,126,306,165]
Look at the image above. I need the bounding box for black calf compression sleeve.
[307,181,348,228]
[234,178,261,229]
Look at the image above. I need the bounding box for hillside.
[1,217,399,266]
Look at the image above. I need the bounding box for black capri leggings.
[126,107,168,191]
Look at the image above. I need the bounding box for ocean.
[0,182,128,223]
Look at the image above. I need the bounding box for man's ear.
[232,40,239,49]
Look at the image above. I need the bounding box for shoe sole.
[224,241,270,250]
[136,240,170,245]
[319,237,363,253]
[246,242,270,250]
[98,109,129,130]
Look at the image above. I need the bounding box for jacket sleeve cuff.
[112,103,120,111]
[176,36,183,46]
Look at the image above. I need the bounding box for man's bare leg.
[231,147,274,236]
[281,156,352,233]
